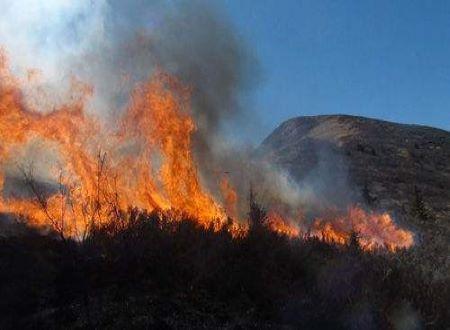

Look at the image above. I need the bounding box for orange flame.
[266,207,414,251]
[313,207,414,251]
[0,52,224,235]
[266,211,300,237]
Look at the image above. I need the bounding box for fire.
[308,207,414,251]
[266,211,300,237]
[265,207,413,251]
[120,72,225,223]
[0,50,414,251]
[220,177,238,220]
[0,52,224,236]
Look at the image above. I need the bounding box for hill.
[260,115,450,233]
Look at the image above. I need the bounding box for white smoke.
[0,0,108,113]
[0,0,256,123]
[0,1,108,80]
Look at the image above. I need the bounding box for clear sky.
[222,0,450,138]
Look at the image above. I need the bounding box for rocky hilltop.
[260,115,450,231]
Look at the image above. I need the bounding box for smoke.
[0,1,105,110]
[0,0,258,185]
[0,0,361,223]
[0,0,255,126]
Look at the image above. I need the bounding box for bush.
[0,209,448,329]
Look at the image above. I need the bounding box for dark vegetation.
[0,202,449,329]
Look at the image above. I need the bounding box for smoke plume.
[0,0,258,196]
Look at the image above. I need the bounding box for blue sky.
[222,0,450,138]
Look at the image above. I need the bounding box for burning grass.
[0,51,414,251]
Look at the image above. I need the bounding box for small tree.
[412,186,433,223]
[348,230,361,253]
[248,186,267,230]
[21,166,68,241]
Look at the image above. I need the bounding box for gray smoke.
[0,0,358,223]
[0,0,256,127]
[0,0,258,186]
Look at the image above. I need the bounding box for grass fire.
[0,1,448,329]
[0,52,413,250]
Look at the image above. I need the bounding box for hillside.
[260,115,450,232]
